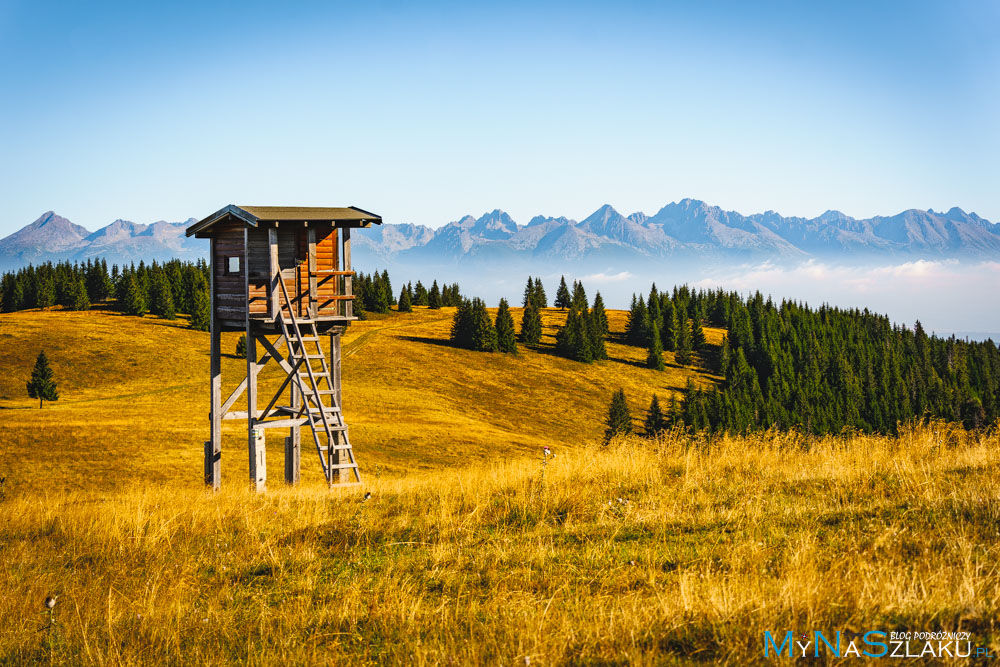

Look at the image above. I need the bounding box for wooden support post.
[307,226,317,319]
[285,373,301,485]
[207,237,222,490]
[342,227,352,318]
[268,226,279,320]
[248,331,264,492]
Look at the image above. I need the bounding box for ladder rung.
[299,371,329,377]
[318,444,354,451]
[305,406,340,414]
[327,463,359,470]
[301,388,336,395]
[300,336,320,342]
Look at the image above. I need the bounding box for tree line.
[353,271,463,317]
[610,284,1000,434]
[624,283,708,370]
[0,259,212,329]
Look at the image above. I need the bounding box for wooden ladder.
[277,279,361,487]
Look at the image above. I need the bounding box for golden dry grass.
[1,308,997,664]
[0,306,720,490]
[2,423,998,664]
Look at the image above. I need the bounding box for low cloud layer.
[689,259,1000,339]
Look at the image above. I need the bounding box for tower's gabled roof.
[186,204,382,237]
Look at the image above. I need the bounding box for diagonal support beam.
[259,357,304,421]
[220,334,288,414]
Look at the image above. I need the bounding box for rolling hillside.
[0,305,722,492]
[1,308,997,664]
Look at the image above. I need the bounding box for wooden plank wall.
[316,225,342,317]
[244,222,344,320]
[213,220,247,321]
[247,228,270,316]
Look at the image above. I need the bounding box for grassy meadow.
[0,306,998,664]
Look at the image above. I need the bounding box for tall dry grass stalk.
[1,421,998,664]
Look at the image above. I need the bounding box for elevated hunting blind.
[187,205,382,491]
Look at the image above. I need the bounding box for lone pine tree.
[27,350,58,409]
[604,388,632,443]
[235,334,247,359]
[495,298,517,354]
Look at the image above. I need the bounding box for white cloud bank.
[688,259,1000,338]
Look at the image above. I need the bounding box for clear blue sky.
[1,0,997,234]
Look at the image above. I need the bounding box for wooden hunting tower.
[187,205,381,491]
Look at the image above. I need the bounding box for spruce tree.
[235,334,247,359]
[470,298,498,352]
[661,298,676,351]
[450,299,474,348]
[591,292,609,336]
[604,388,632,443]
[71,277,90,311]
[674,306,692,365]
[398,287,412,313]
[36,275,55,309]
[520,301,542,345]
[533,277,547,308]
[647,284,661,327]
[495,298,517,354]
[123,274,147,316]
[644,394,664,436]
[554,276,571,310]
[625,295,649,346]
[647,320,665,370]
[189,282,210,331]
[587,309,607,360]
[571,280,588,310]
[150,273,176,319]
[522,276,536,308]
[428,280,441,309]
[26,350,58,408]
[691,314,706,350]
[414,280,428,306]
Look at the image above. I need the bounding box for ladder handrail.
[277,278,343,484]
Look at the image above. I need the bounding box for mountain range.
[2,200,999,271]
[0,211,202,270]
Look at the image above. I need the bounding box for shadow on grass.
[397,335,459,349]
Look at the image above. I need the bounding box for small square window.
[227,256,240,274]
